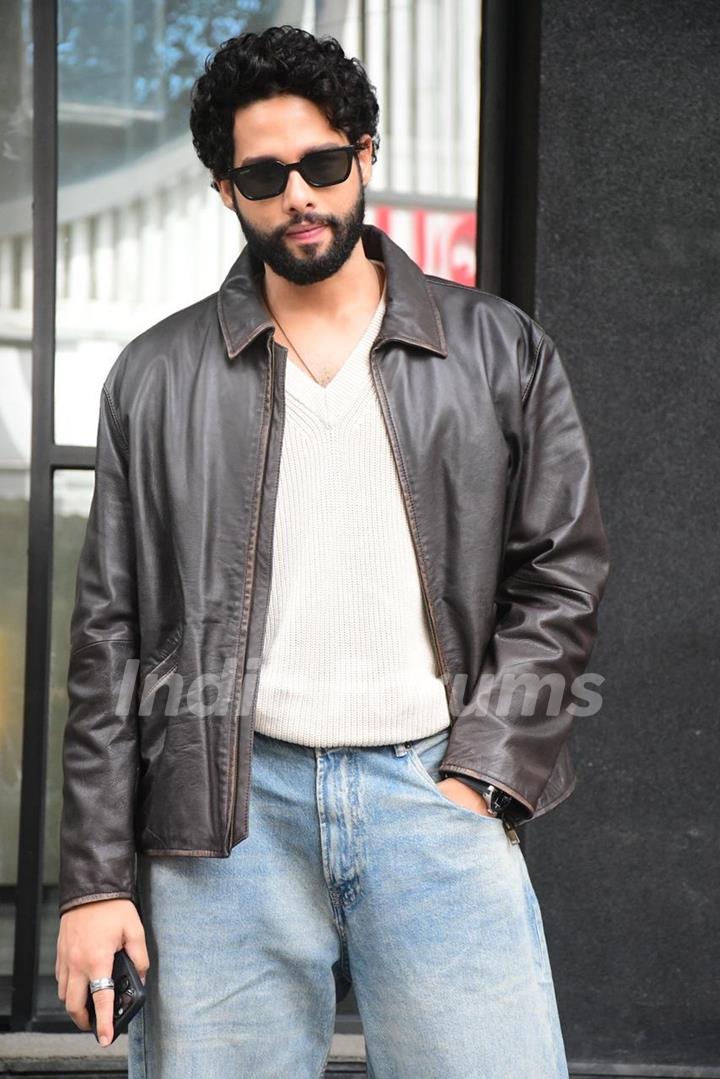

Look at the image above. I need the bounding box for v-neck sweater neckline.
[283,260,387,428]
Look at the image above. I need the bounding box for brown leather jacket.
[59,224,610,915]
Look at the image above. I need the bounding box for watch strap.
[439,772,520,821]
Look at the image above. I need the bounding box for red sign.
[368,206,477,286]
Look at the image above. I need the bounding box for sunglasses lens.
[300,148,351,187]
[237,161,285,199]
[232,147,355,199]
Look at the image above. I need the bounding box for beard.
[231,180,366,286]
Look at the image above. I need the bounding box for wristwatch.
[440,772,516,819]
[480,783,515,818]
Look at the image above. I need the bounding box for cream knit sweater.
[253,261,452,747]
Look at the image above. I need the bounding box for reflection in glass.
[53,1,479,446]
[362,0,480,285]
[54,0,287,445]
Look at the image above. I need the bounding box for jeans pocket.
[406,728,503,826]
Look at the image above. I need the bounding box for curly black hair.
[189,24,380,191]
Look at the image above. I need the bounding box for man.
[56,24,610,1078]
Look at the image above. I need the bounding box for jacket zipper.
[369,344,453,717]
[225,336,275,850]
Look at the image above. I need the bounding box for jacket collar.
[217,222,448,361]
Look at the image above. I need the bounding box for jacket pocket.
[139,626,184,706]
[136,628,185,800]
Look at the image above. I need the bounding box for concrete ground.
[0,1032,368,1076]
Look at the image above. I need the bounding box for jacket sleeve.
[58,380,140,916]
[439,330,611,819]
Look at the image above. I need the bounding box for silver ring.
[89,976,115,994]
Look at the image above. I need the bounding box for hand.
[436,777,496,817]
[56,898,150,1047]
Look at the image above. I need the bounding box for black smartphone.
[86,947,146,1044]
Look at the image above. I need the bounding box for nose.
[280,166,318,215]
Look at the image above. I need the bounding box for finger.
[123,937,151,985]
[57,964,68,1003]
[65,971,94,1032]
[92,987,117,1046]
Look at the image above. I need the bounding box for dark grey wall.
[525,2,720,1071]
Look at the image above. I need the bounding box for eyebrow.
[238,142,343,168]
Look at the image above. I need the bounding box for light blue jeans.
[128,726,569,1078]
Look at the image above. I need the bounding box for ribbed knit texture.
[253,261,452,746]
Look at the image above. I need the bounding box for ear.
[356,134,374,186]
[215,177,238,212]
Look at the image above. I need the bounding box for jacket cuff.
[59,891,135,917]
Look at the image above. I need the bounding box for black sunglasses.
[228,142,365,201]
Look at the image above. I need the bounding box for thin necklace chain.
[262,261,385,386]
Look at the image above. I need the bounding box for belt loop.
[393,741,409,757]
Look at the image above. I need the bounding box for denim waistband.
[309,724,452,760]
